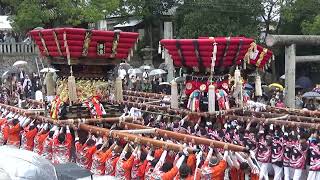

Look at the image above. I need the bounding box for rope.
[219,37,230,67]
[176,40,186,67]
[232,38,243,66]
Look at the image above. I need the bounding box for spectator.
[269,95,276,107]
[0,31,4,42]
[275,98,285,108]
[295,92,303,109]
[304,99,316,111]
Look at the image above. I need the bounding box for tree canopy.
[3,0,119,33]
[175,0,263,39]
[115,0,180,47]
[280,0,320,35]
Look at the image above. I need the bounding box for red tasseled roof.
[160,37,273,69]
[29,28,139,60]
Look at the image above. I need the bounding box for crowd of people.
[0,71,42,106]
[0,64,319,180]
[0,31,28,43]
[0,102,319,180]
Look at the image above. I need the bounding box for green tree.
[4,0,119,33]
[302,15,320,35]
[116,0,180,48]
[175,0,263,39]
[281,0,320,35]
[278,0,320,78]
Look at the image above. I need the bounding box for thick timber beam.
[296,55,320,63]
[266,35,320,46]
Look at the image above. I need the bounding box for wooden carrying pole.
[27,115,194,152]
[33,115,142,125]
[225,115,320,130]
[79,124,195,152]
[124,95,161,102]
[120,122,247,152]
[0,103,37,116]
[266,106,320,117]
[0,107,194,152]
[26,99,45,107]
[123,90,166,99]
[114,100,245,117]
[242,111,320,123]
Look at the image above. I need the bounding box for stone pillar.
[285,44,296,108]
[98,20,107,30]
[141,47,154,65]
[164,22,174,82]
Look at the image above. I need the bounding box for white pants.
[259,162,270,180]
[46,95,54,102]
[293,169,303,180]
[35,90,43,101]
[307,171,320,180]
[272,164,283,180]
[284,166,293,180]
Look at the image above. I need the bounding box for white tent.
[0,16,12,31]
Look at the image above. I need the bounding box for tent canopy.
[0,16,12,31]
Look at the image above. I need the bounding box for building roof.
[114,19,142,28]
[162,6,178,16]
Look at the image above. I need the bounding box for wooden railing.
[0,43,38,55]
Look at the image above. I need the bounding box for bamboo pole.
[119,122,247,152]
[123,90,166,99]
[225,115,320,130]
[79,124,196,152]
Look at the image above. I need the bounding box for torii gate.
[266,35,320,108]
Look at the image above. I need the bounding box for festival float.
[29,28,139,119]
[159,37,273,121]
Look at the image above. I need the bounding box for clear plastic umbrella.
[13,60,28,67]
[140,65,153,71]
[0,146,58,180]
[40,68,59,73]
[302,91,320,99]
[149,69,167,76]
[128,68,143,75]
[2,71,9,78]
[119,63,132,71]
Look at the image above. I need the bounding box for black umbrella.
[54,163,93,180]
